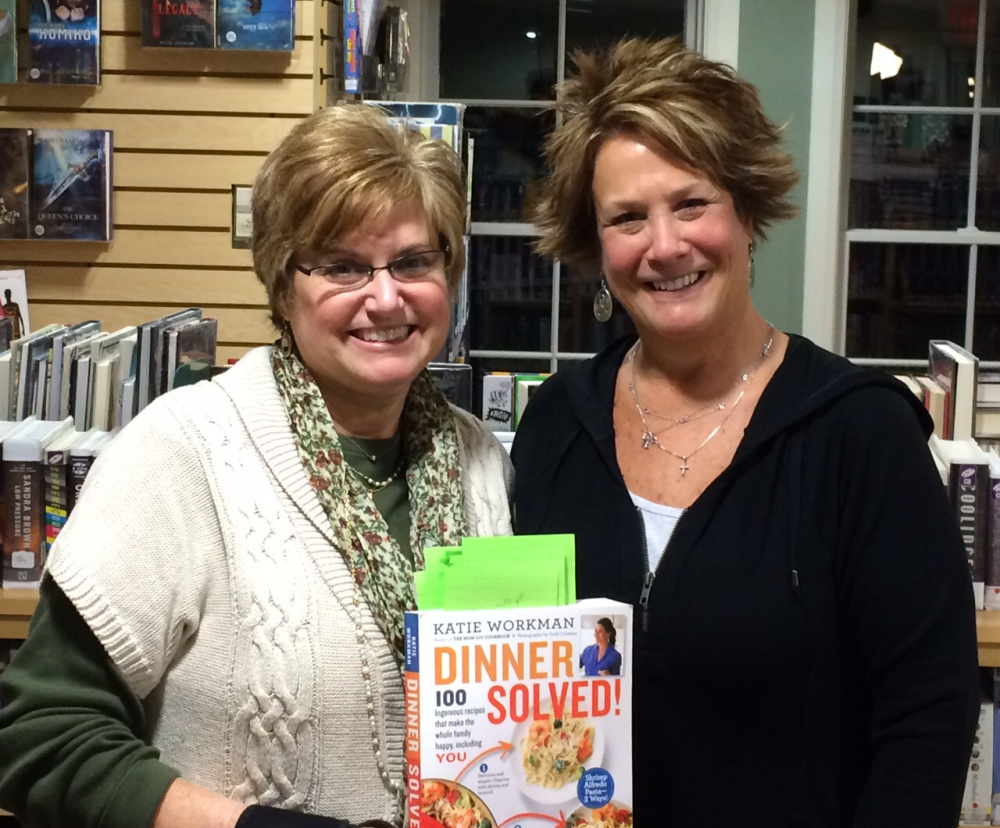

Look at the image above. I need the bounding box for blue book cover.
[31,129,113,241]
[141,0,215,48]
[218,0,293,51]
[0,0,16,84]
[343,0,359,92]
[27,0,101,85]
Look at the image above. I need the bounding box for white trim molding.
[801,0,853,351]
[700,0,740,68]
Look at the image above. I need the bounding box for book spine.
[343,0,360,93]
[953,462,989,610]
[404,613,422,828]
[987,475,1000,611]
[2,458,44,587]
[69,455,94,505]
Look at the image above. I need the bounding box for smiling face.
[592,134,754,347]
[284,200,451,415]
[594,623,609,647]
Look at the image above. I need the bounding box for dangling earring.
[593,277,613,323]
[279,321,294,356]
[748,242,756,289]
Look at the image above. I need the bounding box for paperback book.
[217,0,293,51]
[141,0,215,48]
[0,0,16,83]
[2,418,74,589]
[404,600,633,828]
[27,0,101,85]
[31,129,113,241]
[0,130,30,240]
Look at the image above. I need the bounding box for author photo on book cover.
[0,104,513,828]
[511,36,980,828]
[579,616,623,677]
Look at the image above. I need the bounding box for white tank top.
[628,490,684,572]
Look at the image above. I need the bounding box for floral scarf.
[271,345,466,666]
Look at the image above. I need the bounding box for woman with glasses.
[0,104,513,828]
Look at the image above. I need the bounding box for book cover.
[218,0,293,51]
[929,340,979,442]
[170,317,216,390]
[481,374,515,433]
[141,0,215,48]
[0,130,31,240]
[404,600,633,828]
[27,0,101,85]
[0,268,30,339]
[0,0,15,83]
[367,101,466,155]
[31,129,113,241]
[135,308,201,412]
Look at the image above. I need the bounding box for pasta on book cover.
[404,600,633,828]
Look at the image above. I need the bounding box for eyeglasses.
[295,247,450,291]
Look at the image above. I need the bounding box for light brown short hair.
[252,104,467,326]
[533,37,799,270]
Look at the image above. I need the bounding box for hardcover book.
[31,129,113,241]
[141,0,215,48]
[0,0,16,83]
[929,339,979,442]
[932,436,991,609]
[404,600,633,828]
[218,0,293,50]
[0,130,31,240]
[27,0,101,85]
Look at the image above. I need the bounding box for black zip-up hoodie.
[512,333,979,828]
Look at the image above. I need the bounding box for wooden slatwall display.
[0,0,325,363]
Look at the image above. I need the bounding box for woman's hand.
[154,779,248,828]
[598,669,610,676]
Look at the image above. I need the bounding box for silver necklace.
[629,325,775,476]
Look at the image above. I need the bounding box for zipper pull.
[639,571,655,632]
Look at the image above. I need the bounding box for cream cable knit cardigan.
[45,347,514,825]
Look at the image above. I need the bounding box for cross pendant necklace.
[678,458,690,475]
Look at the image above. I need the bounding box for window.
[846,0,1000,360]
[436,0,689,373]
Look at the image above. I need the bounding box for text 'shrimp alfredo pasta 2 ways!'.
[404,599,633,828]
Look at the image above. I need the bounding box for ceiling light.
[526,31,537,39]
[870,42,903,80]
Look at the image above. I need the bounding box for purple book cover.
[950,461,989,594]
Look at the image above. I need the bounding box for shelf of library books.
[0,589,39,638]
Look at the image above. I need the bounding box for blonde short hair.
[252,104,467,326]
[533,37,799,270]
